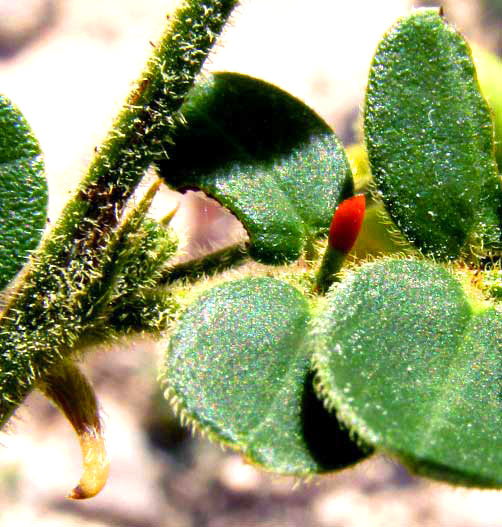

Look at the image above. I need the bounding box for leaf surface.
[158,72,353,263]
[314,259,502,487]
[164,277,369,474]
[364,9,502,259]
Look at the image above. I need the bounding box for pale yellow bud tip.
[67,428,110,500]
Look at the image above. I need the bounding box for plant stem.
[162,243,248,284]
[0,0,239,427]
[313,247,346,295]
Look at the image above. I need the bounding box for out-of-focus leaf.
[472,44,502,171]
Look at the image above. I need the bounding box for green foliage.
[165,277,369,474]
[158,72,354,263]
[364,10,502,259]
[160,7,501,489]
[0,95,47,289]
[313,259,501,487]
[105,218,179,335]
[0,4,501,498]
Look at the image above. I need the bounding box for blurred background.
[0,1,501,525]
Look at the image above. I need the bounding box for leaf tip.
[67,427,110,500]
[39,362,110,500]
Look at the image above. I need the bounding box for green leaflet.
[157,72,354,263]
[0,95,47,289]
[164,277,369,475]
[364,9,502,259]
[313,259,502,487]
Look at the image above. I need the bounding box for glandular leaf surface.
[314,258,502,487]
[0,95,47,289]
[364,9,502,259]
[164,277,369,475]
[158,72,353,263]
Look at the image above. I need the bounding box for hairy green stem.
[162,243,248,284]
[313,247,346,295]
[0,0,239,427]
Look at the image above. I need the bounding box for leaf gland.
[328,194,366,253]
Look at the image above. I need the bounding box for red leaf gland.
[328,194,366,253]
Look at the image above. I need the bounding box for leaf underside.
[158,72,354,263]
[165,277,369,475]
[364,9,502,259]
[0,95,47,289]
[314,259,502,488]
